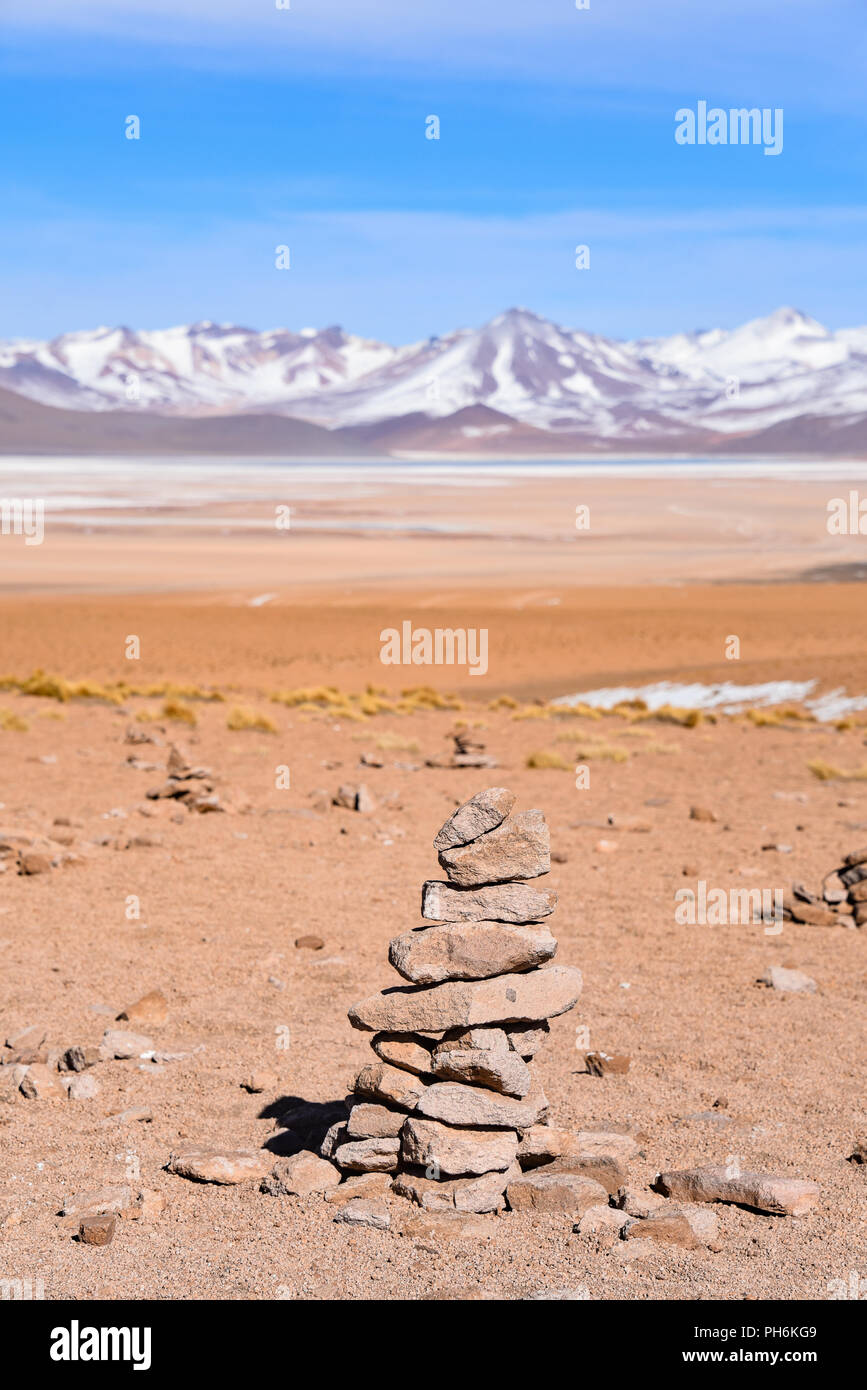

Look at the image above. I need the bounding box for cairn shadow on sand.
[259,1095,347,1157]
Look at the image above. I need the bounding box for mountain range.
[2,307,867,456]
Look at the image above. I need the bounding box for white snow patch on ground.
[552,679,867,722]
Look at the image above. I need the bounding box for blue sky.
[3,0,866,342]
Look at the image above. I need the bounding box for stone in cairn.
[786,845,867,929]
[334,787,584,1214]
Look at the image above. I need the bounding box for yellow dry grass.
[162,700,197,727]
[525,749,573,770]
[527,743,628,768]
[0,707,28,731]
[227,707,278,733]
[0,670,224,705]
[807,759,867,782]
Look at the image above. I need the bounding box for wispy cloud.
[3,201,865,341]
[6,0,864,110]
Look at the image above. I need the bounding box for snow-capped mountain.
[2,307,867,446]
[0,321,398,415]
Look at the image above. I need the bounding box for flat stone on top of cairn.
[338,787,582,1212]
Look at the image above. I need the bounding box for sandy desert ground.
[1,464,865,1302]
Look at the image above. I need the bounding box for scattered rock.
[261,1151,341,1196]
[606,814,652,833]
[62,1185,134,1218]
[333,1198,391,1229]
[295,935,324,951]
[325,1173,393,1206]
[167,1147,272,1185]
[537,1153,628,1194]
[759,965,816,994]
[519,1124,635,1176]
[61,1044,97,1073]
[524,1287,591,1300]
[66,1072,100,1101]
[616,1186,666,1218]
[242,1071,278,1094]
[19,1064,66,1101]
[18,851,53,875]
[399,1208,492,1240]
[506,1171,609,1215]
[79,1214,116,1247]
[783,896,839,927]
[333,784,376,813]
[575,1204,630,1246]
[6,1024,46,1051]
[655,1166,819,1216]
[585,1050,631,1076]
[98,1029,153,1061]
[102,1106,153,1126]
[690,807,718,823]
[117,989,168,1027]
[623,1204,722,1251]
[132,1189,166,1222]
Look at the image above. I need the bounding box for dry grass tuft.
[227,706,278,733]
[746,707,815,728]
[525,750,572,770]
[162,700,197,726]
[0,707,28,731]
[807,759,867,782]
[527,743,627,768]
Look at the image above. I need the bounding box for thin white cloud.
[6,0,862,108]
[2,200,865,341]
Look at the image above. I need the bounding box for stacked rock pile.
[146,743,248,815]
[829,846,867,928]
[786,844,867,929]
[426,729,498,770]
[324,788,597,1214]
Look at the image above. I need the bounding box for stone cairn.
[145,742,248,815]
[425,728,498,770]
[325,788,588,1214]
[786,844,867,929]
